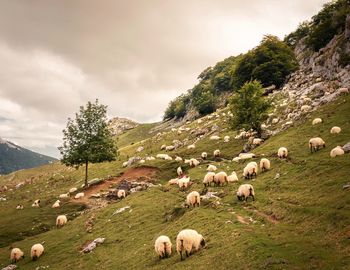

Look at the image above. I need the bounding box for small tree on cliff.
[59,100,117,187]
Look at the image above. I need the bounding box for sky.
[0,0,329,158]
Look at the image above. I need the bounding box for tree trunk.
[84,160,88,187]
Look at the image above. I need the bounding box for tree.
[58,100,117,187]
[230,81,270,135]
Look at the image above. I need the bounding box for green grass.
[0,96,349,269]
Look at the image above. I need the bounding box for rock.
[2,265,17,270]
[346,14,350,40]
[112,206,131,215]
[201,192,220,200]
[136,146,144,152]
[274,173,280,180]
[342,142,350,153]
[108,117,138,136]
[343,183,350,190]
[81,237,106,253]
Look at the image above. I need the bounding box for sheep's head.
[200,236,206,247]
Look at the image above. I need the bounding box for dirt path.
[72,166,159,205]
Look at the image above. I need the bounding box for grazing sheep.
[187,144,196,150]
[161,144,166,150]
[309,137,326,153]
[207,164,217,172]
[243,162,258,179]
[176,229,205,260]
[261,124,267,130]
[203,172,215,187]
[139,159,145,164]
[59,193,69,199]
[117,189,126,198]
[301,105,311,112]
[10,248,24,263]
[214,171,228,186]
[32,199,40,207]
[31,244,44,261]
[156,154,172,160]
[330,126,341,134]
[232,157,241,162]
[166,145,175,151]
[122,161,128,167]
[52,200,61,208]
[278,147,288,158]
[177,167,183,176]
[237,184,255,202]
[178,177,191,191]
[175,156,183,162]
[259,158,271,172]
[235,131,247,139]
[16,204,24,210]
[312,118,322,125]
[272,118,279,124]
[224,136,230,142]
[227,171,238,182]
[186,191,201,207]
[168,178,179,185]
[213,149,221,157]
[69,187,77,193]
[238,153,256,160]
[330,146,345,158]
[210,135,220,140]
[146,156,156,161]
[56,215,68,228]
[252,138,263,145]
[189,158,200,167]
[74,192,85,199]
[155,235,172,259]
[201,152,207,159]
[184,159,191,164]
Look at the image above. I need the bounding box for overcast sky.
[0,0,329,158]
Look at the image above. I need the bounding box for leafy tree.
[230,81,270,134]
[284,21,310,48]
[193,90,216,115]
[163,101,176,120]
[58,100,117,187]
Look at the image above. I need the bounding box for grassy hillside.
[0,96,349,269]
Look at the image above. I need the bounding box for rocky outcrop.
[108,117,138,136]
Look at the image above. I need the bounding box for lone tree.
[59,100,117,187]
[230,80,270,135]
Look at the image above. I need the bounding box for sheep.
[232,157,241,162]
[278,147,288,158]
[259,158,271,172]
[187,144,196,150]
[238,153,256,160]
[272,118,279,124]
[31,243,44,261]
[155,235,172,259]
[197,119,203,124]
[189,158,200,167]
[168,178,179,185]
[235,131,247,139]
[16,204,24,210]
[201,152,207,160]
[59,193,69,199]
[139,159,145,164]
[330,126,341,134]
[224,135,230,142]
[117,189,126,198]
[261,124,267,130]
[10,248,24,263]
[161,144,166,150]
[177,166,183,176]
[166,145,175,151]
[56,215,68,228]
[301,105,311,112]
[330,146,345,158]
[210,135,220,140]
[227,171,238,182]
[186,191,200,207]
[203,172,215,187]
[237,184,255,202]
[213,149,221,157]
[52,200,61,208]
[207,164,217,172]
[243,162,258,179]
[32,199,40,207]
[176,229,205,260]
[122,161,128,167]
[74,192,85,199]
[309,137,326,153]
[214,171,228,186]
[184,159,191,164]
[178,177,191,191]
[156,154,172,160]
[312,118,322,125]
[69,187,77,193]
[252,138,263,145]
[175,156,183,162]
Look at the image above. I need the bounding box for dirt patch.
[244,206,279,224]
[72,166,159,206]
[235,214,250,225]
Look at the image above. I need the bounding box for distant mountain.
[0,137,57,175]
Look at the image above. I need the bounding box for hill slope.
[0,138,56,175]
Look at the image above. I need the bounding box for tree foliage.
[59,100,117,187]
[229,81,270,134]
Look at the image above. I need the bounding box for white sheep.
[175,156,183,162]
[224,135,230,142]
[74,192,84,199]
[177,166,183,176]
[213,149,221,157]
[252,138,263,145]
[278,147,288,158]
[232,157,241,162]
[10,248,24,263]
[122,161,128,167]
[139,159,145,164]
[189,158,200,167]
[214,171,228,186]
[330,146,345,158]
[16,204,24,210]
[146,156,156,161]
[203,172,215,187]
[166,145,175,151]
[330,126,341,134]
[56,215,68,228]
[206,164,217,172]
[52,200,61,208]
[312,118,322,125]
[176,229,205,260]
[237,184,255,202]
[186,191,200,207]
[243,162,258,179]
[210,135,221,140]
[187,144,196,150]
[238,153,256,160]
[197,119,203,124]
[184,159,191,164]
[59,193,69,199]
[272,118,279,124]
[117,189,126,198]
[155,235,172,259]
[178,177,191,191]
[309,137,326,153]
[168,178,179,185]
[259,158,271,172]
[301,105,311,112]
[31,243,44,261]
[32,199,40,207]
[227,171,238,182]
[161,144,167,150]
[201,152,208,159]
[69,187,77,193]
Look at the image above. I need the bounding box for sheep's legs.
[180,251,183,261]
